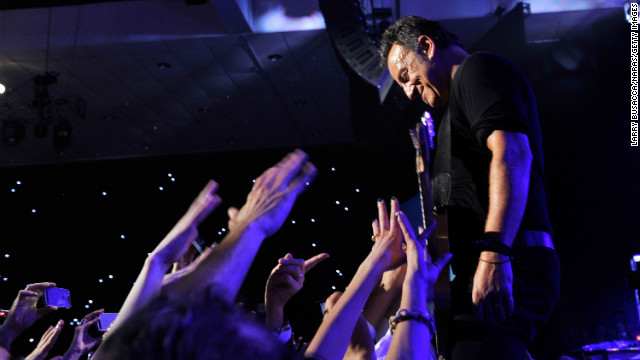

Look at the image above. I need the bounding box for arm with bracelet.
[472,130,532,326]
[387,211,452,360]
[305,198,406,360]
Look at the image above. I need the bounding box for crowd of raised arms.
[0,149,452,360]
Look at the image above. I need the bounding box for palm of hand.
[73,330,100,354]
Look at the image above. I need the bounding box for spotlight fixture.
[1,120,26,147]
[0,83,5,94]
[53,118,72,153]
[267,54,283,61]
[156,62,172,69]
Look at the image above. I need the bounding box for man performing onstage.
[379,16,560,359]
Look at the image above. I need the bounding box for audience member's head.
[96,290,299,360]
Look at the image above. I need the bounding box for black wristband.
[475,232,512,257]
[388,309,435,338]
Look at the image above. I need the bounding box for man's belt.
[514,230,554,249]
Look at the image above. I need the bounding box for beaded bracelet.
[388,308,435,338]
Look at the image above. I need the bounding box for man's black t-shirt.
[442,51,552,239]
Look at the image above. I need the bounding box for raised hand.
[150,180,221,268]
[227,149,317,237]
[62,309,104,360]
[265,252,329,330]
[0,282,58,349]
[155,149,318,305]
[106,181,222,340]
[265,252,329,308]
[386,211,451,360]
[396,211,451,287]
[370,198,406,271]
[25,320,64,360]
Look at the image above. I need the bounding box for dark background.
[0,7,639,360]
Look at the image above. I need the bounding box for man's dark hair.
[379,15,462,67]
[97,292,300,360]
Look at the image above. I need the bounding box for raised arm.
[0,282,59,351]
[362,200,408,332]
[165,149,317,302]
[265,252,329,333]
[305,198,405,360]
[108,181,221,333]
[62,309,104,360]
[25,320,64,360]
[386,212,451,360]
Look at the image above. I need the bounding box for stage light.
[0,83,5,94]
[1,120,26,147]
[53,118,72,153]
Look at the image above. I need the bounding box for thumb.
[227,207,239,230]
[433,253,453,273]
[37,306,58,318]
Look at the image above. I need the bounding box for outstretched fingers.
[396,211,418,248]
[304,253,330,274]
[24,282,56,294]
[186,180,222,225]
[287,162,317,198]
[377,199,390,231]
[278,149,310,187]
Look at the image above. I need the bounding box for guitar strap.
[432,111,452,213]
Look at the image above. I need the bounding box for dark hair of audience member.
[95,290,300,360]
